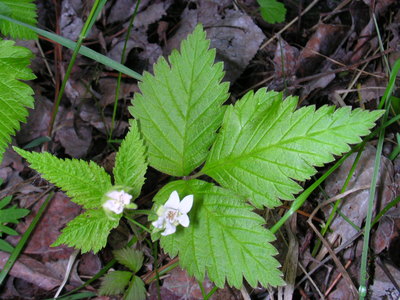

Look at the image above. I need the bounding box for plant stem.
[0,14,142,80]
[48,0,107,137]
[0,191,54,286]
[109,0,141,139]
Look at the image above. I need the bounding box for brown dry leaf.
[148,267,214,300]
[17,97,52,146]
[273,38,299,78]
[323,146,395,245]
[8,192,81,261]
[97,78,138,107]
[0,252,61,291]
[296,24,347,78]
[54,109,92,158]
[166,1,265,83]
[370,260,400,299]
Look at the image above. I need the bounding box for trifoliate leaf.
[113,247,144,273]
[152,179,283,288]
[203,89,384,208]
[14,148,112,209]
[124,275,146,300]
[113,120,147,199]
[52,209,119,253]
[99,271,132,296]
[0,40,35,163]
[0,0,37,39]
[257,0,286,24]
[130,24,229,176]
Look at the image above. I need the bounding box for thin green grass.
[109,0,141,140]
[358,58,400,299]
[48,0,107,136]
[0,14,142,81]
[0,191,53,286]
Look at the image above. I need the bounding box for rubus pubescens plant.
[16,25,384,289]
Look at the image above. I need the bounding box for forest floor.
[0,0,399,299]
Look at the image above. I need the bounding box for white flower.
[102,190,132,214]
[152,190,193,236]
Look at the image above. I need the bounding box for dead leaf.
[166,1,265,83]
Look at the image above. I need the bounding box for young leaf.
[113,247,144,273]
[0,0,37,39]
[0,239,13,252]
[52,209,119,253]
[203,89,384,208]
[124,275,146,300]
[99,270,132,296]
[113,120,147,199]
[130,24,229,176]
[0,40,35,163]
[257,0,286,24]
[151,180,283,288]
[14,148,112,209]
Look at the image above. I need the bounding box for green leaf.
[0,205,29,223]
[0,0,37,39]
[257,0,286,24]
[130,24,229,176]
[113,120,147,199]
[0,195,12,209]
[0,40,35,163]
[52,209,120,253]
[124,275,146,300]
[203,89,384,208]
[152,179,283,288]
[0,238,13,252]
[99,271,132,296]
[0,224,18,236]
[14,148,112,209]
[113,247,144,273]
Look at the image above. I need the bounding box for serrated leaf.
[257,0,286,24]
[130,24,229,176]
[99,271,132,296]
[52,209,119,253]
[203,89,384,208]
[14,148,112,209]
[124,275,146,300]
[0,40,35,163]
[152,179,283,288]
[113,120,147,199]
[113,247,144,273]
[0,0,37,39]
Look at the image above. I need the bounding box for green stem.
[57,236,138,299]
[0,191,54,286]
[312,148,363,256]
[109,0,141,139]
[48,0,107,136]
[358,59,400,299]
[204,286,219,300]
[0,14,142,80]
[124,214,152,234]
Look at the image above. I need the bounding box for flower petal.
[152,217,165,229]
[177,214,190,227]
[165,190,180,209]
[178,195,193,214]
[106,191,121,199]
[161,222,176,236]
[103,200,123,214]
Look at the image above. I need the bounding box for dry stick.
[298,262,325,299]
[306,186,371,297]
[294,48,392,85]
[324,259,352,297]
[260,0,320,50]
